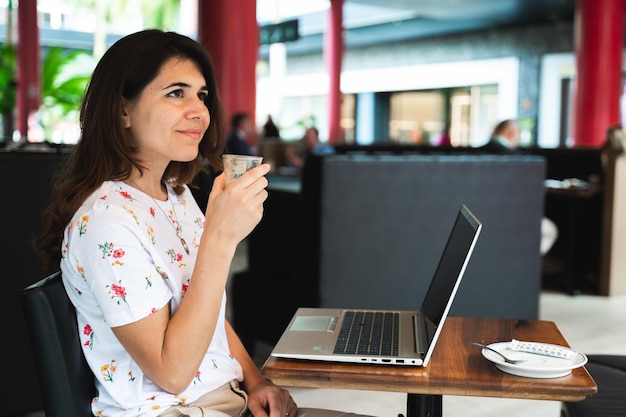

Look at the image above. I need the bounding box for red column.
[324,0,344,143]
[197,0,258,133]
[17,0,41,139]
[573,0,624,147]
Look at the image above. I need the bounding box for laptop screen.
[422,205,482,329]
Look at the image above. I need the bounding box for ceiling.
[343,0,576,27]
[257,0,576,52]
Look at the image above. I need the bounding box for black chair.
[19,271,96,417]
[561,355,626,417]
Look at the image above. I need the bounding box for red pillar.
[197,0,258,134]
[17,0,41,139]
[573,0,624,147]
[324,0,344,143]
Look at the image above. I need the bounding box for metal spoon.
[472,342,527,364]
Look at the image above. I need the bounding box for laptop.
[270,204,482,367]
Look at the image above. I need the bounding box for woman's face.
[122,57,210,168]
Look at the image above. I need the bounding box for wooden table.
[261,316,597,417]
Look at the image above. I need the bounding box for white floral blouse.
[60,180,242,417]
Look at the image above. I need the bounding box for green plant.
[0,44,16,114]
[41,48,91,113]
[0,44,94,142]
[0,43,16,139]
[39,47,96,141]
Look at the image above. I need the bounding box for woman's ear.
[121,99,131,128]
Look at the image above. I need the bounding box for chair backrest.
[19,271,95,417]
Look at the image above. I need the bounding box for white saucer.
[481,342,588,378]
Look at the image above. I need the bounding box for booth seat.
[330,144,605,295]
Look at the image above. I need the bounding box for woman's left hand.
[246,382,297,417]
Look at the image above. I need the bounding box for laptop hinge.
[413,314,427,354]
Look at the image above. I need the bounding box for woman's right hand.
[203,163,270,248]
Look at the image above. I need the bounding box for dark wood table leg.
[406,393,442,417]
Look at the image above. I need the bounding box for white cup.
[222,154,263,184]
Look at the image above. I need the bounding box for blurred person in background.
[479,119,520,152]
[284,126,334,169]
[226,111,254,155]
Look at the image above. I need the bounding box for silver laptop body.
[270,204,482,367]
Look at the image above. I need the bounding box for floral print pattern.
[106,281,128,305]
[60,181,242,417]
[83,324,94,349]
[99,242,126,266]
[78,215,89,236]
[101,359,117,383]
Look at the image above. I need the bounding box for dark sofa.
[233,152,547,354]
[1,148,69,416]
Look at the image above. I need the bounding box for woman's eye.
[167,89,184,98]
[198,91,208,101]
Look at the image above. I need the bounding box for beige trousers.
[158,380,372,417]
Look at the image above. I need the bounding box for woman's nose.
[188,98,209,119]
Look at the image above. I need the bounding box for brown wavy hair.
[33,29,226,270]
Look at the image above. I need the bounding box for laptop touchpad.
[291,316,335,331]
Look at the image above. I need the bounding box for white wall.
[257,57,520,144]
[538,53,575,148]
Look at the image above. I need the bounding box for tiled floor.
[18,240,626,417]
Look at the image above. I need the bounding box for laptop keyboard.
[333,310,400,356]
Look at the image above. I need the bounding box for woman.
[34,29,371,417]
